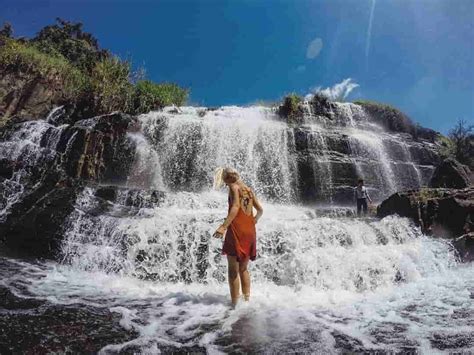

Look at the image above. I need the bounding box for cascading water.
[0,120,64,220]
[1,106,472,353]
[140,106,298,202]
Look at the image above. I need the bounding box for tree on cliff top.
[449,119,474,168]
[0,23,12,39]
[32,18,109,72]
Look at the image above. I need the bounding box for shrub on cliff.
[448,119,474,168]
[132,80,188,113]
[88,57,134,114]
[278,94,303,122]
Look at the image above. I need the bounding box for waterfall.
[307,128,334,202]
[134,105,433,203]
[1,105,467,354]
[0,120,65,220]
[61,187,456,290]
[140,106,298,202]
[348,129,398,196]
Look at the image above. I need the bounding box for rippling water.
[2,253,473,354]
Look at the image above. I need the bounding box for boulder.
[377,187,474,260]
[429,158,473,188]
[0,175,83,257]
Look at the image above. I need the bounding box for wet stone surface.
[430,332,474,350]
[0,286,139,354]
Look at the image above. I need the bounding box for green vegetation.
[418,188,445,202]
[0,38,87,99]
[448,119,474,168]
[0,19,188,116]
[32,18,108,72]
[278,93,303,122]
[89,56,134,114]
[436,134,455,160]
[133,80,188,113]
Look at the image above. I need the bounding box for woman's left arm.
[214,184,240,237]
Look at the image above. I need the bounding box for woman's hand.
[213,225,226,238]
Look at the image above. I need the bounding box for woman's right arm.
[252,190,263,224]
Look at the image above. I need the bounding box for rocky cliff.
[377,187,473,260]
[0,69,69,126]
[0,111,136,257]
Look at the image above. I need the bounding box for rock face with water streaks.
[0,112,136,257]
[139,105,443,204]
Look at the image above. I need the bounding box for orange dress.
[222,188,257,262]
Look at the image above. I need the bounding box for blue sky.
[1,0,473,133]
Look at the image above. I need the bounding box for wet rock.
[0,176,83,257]
[59,112,137,182]
[94,185,165,209]
[331,330,365,352]
[0,286,45,310]
[95,185,118,201]
[453,232,474,262]
[429,158,473,188]
[291,124,440,203]
[0,158,14,179]
[310,93,335,117]
[377,187,474,260]
[355,100,439,142]
[0,112,138,258]
[430,332,474,350]
[0,70,65,127]
[0,286,138,354]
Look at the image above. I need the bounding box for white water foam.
[6,249,471,354]
[41,181,473,353]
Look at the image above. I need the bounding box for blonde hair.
[213,167,240,190]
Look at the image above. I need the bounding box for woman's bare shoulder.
[228,183,240,193]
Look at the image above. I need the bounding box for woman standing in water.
[213,167,263,306]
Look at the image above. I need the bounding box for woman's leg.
[227,256,240,305]
[238,258,250,301]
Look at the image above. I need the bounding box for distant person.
[354,179,372,216]
[212,167,263,307]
